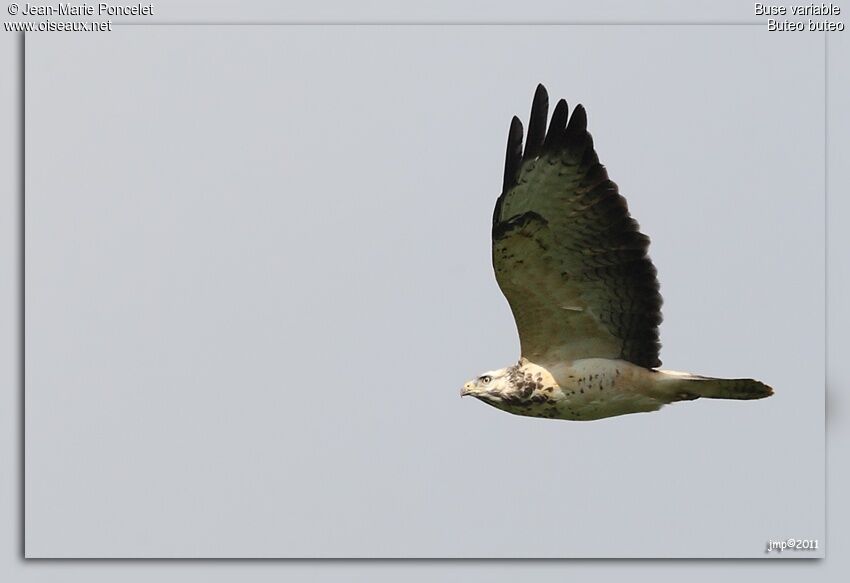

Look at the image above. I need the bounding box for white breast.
[537,358,666,420]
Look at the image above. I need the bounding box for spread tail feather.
[658,371,774,401]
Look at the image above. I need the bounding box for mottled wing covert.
[492,84,662,369]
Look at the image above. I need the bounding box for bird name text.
[754,3,844,30]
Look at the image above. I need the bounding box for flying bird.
[461,84,773,421]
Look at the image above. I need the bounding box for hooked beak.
[461,382,475,397]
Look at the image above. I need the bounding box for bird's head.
[461,367,513,403]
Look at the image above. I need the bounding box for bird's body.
[465,359,662,421]
[461,85,773,421]
[465,358,770,421]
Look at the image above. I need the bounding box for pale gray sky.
[24,23,823,558]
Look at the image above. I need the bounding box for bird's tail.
[657,370,774,401]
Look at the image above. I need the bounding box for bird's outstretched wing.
[492,85,662,369]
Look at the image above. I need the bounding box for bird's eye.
[480,375,492,384]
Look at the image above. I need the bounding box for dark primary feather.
[501,116,524,194]
[524,84,548,159]
[543,99,568,150]
[492,84,663,369]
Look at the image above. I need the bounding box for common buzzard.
[461,85,773,421]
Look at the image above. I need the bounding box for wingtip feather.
[502,116,524,192]
[543,99,568,149]
[525,84,549,159]
[565,103,588,138]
